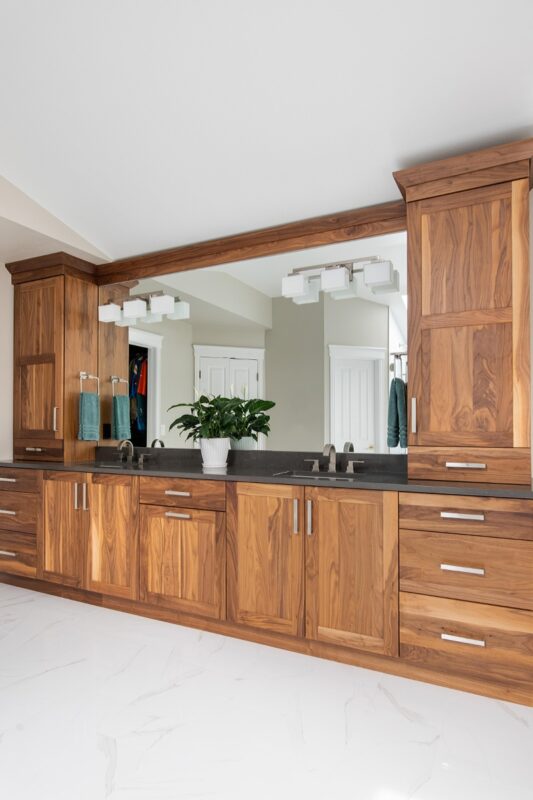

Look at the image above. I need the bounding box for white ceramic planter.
[231,436,258,451]
[200,437,231,469]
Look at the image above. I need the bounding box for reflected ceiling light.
[97,302,121,323]
[150,293,175,315]
[363,260,394,288]
[281,273,308,298]
[292,279,320,305]
[144,312,163,324]
[123,298,147,319]
[330,282,358,300]
[167,300,191,320]
[320,265,350,293]
[114,311,134,327]
[371,269,400,294]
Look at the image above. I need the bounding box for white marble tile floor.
[1,583,532,800]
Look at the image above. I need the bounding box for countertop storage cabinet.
[42,471,139,597]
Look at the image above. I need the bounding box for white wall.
[0,264,13,459]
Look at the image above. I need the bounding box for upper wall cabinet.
[8,254,99,463]
[395,144,533,484]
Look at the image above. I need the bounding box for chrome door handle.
[306,499,313,536]
[82,483,88,511]
[440,511,485,522]
[0,477,16,483]
[0,550,17,558]
[164,490,191,497]
[440,563,485,576]
[165,511,192,520]
[441,632,485,648]
[53,406,59,432]
[411,397,417,434]
[445,462,487,470]
[293,498,299,534]
[74,483,79,511]
[0,509,16,516]
[25,447,43,453]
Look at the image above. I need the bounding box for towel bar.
[79,371,100,394]
[111,375,129,396]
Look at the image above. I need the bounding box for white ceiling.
[0,0,532,262]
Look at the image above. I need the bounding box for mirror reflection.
[108,231,407,453]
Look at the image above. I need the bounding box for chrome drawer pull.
[440,563,485,576]
[0,550,17,558]
[0,509,16,516]
[164,490,191,497]
[306,499,313,536]
[293,498,299,534]
[74,483,78,511]
[440,511,485,522]
[0,477,16,483]
[25,447,43,453]
[82,483,88,512]
[445,462,486,470]
[411,397,417,434]
[53,406,59,432]
[441,632,485,648]
[165,511,192,520]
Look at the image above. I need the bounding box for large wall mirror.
[108,231,407,454]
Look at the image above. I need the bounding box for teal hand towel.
[78,391,100,441]
[112,394,131,440]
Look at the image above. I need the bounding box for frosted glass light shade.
[371,269,400,294]
[292,279,320,305]
[115,311,134,327]
[363,260,394,287]
[150,294,175,315]
[123,298,147,319]
[167,300,190,320]
[144,312,163,324]
[320,266,350,293]
[282,273,307,298]
[98,302,121,323]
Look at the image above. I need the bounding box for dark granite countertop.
[1,448,533,499]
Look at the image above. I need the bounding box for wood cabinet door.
[227,483,304,635]
[305,488,398,656]
[140,505,225,619]
[14,277,64,441]
[408,180,530,448]
[86,474,139,599]
[42,472,86,587]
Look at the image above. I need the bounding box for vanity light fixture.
[363,260,394,288]
[292,279,320,305]
[123,298,147,319]
[98,293,191,326]
[167,299,191,320]
[150,293,175,315]
[114,311,134,327]
[281,273,308,298]
[320,265,351,293]
[144,312,164,324]
[371,268,400,294]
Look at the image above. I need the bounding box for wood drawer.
[408,447,531,484]
[0,531,37,577]
[0,491,38,534]
[0,467,42,493]
[14,438,64,462]
[139,477,225,511]
[400,529,533,609]
[399,493,533,541]
[400,592,533,688]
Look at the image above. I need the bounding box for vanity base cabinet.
[139,504,225,620]
[227,482,305,636]
[42,472,85,587]
[306,488,399,656]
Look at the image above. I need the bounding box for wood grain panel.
[86,474,139,599]
[0,467,42,493]
[400,529,533,609]
[0,531,36,578]
[305,487,398,656]
[13,439,64,462]
[140,504,225,619]
[139,477,226,511]
[227,482,304,635]
[402,160,530,202]
[13,276,64,443]
[408,447,531,484]
[0,491,38,534]
[400,592,533,688]
[511,178,531,447]
[42,473,86,587]
[98,284,130,444]
[399,492,533,540]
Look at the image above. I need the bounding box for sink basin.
[272,470,359,482]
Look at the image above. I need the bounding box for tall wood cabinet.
[8,255,99,463]
[395,149,532,484]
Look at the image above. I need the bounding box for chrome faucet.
[323,443,337,473]
[150,438,165,448]
[343,441,354,453]
[117,440,135,463]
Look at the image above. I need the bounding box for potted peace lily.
[169,395,241,469]
[230,398,276,450]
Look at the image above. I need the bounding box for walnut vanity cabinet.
[0,467,41,578]
[42,471,139,597]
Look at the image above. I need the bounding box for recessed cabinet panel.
[140,504,225,619]
[42,473,85,587]
[305,488,398,655]
[227,483,304,636]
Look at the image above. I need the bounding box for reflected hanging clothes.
[130,353,147,433]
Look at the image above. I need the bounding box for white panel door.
[229,358,258,399]
[198,357,230,396]
[332,358,376,452]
